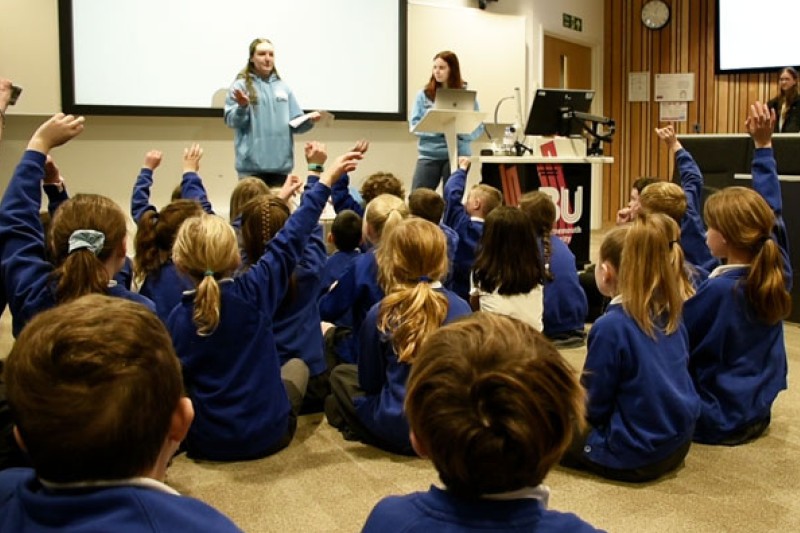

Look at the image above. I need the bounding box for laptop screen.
[433,89,477,111]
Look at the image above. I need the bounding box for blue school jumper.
[320,249,361,327]
[363,485,604,533]
[166,181,330,461]
[330,173,364,216]
[676,148,718,273]
[0,468,241,532]
[0,151,155,338]
[581,301,700,470]
[684,147,791,444]
[443,168,484,301]
[273,223,328,376]
[355,290,471,453]
[131,169,210,322]
[319,250,383,363]
[542,236,588,336]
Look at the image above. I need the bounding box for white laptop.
[433,89,477,111]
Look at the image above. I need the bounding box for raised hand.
[43,155,64,186]
[458,156,471,172]
[350,139,369,154]
[320,151,364,188]
[745,101,774,149]
[27,113,85,154]
[655,124,682,152]
[277,174,304,203]
[233,88,250,108]
[183,143,203,173]
[144,149,163,171]
[304,141,328,165]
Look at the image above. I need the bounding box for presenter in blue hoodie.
[224,38,321,187]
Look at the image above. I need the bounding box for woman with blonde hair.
[325,218,471,455]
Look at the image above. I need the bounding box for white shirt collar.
[39,476,180,496]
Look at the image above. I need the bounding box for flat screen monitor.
[524,89,595,137]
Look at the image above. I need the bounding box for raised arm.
[442,157,471,232]
[655,124,716,269]
[130,149,161,223]
[747,102,791,285]
[0,114,85,335]
[179,144,214,214]
[42,155,69,217]
[328,140,368,215]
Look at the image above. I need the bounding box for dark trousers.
[248,172,287,188]
[560,424,692,483]
[324,365,414,455]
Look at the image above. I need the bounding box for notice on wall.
[659,102,688,122]
[654,73,695,101]
[628,72,650,102]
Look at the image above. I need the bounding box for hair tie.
[204,270,215,277]
[757,236,770,249]
[418,276,431,283]
[668,239,677,250]
[67,229,105,256]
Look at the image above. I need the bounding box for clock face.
[642,0,670,30]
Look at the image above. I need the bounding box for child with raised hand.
[363,312,604,533]
[519,191,588,346]
[168,149,362,461]
[654,124,718,272]
[329,140,405,217]
[470,205,545,330]
[325,218,471,455]
[443,156,503,301]
[0,113,155,338]
[237,141,329,413]
[0,295,241,532]
[560,215,700,482]
[684,102,792,445]
[319,193,409,364]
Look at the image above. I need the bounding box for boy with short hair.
[443,157,502,301]
[363,312,604,532]
[0,294,241,532]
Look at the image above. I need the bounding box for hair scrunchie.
[67,229,105,256]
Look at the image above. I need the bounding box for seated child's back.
[0,295,240,532]
[363,312,604,532]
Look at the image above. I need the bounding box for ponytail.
[194,273,222,335]
[134,200,203,285]
[379,283,449,363]
[747,238,791,324]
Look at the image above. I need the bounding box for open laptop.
[433,88,477,111]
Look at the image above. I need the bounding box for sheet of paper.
[628,72,649,102]
[289,110,335,128]
[659,102,688,122]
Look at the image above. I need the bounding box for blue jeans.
[411,158,451,191]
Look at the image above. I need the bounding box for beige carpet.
[157,321,800,533]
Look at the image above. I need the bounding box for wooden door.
[543,35,592,90]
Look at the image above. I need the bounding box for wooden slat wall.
[601,0,778,223]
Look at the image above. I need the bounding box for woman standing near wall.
[224,38,321,187]
[409,51,483,192]
[767,67,800,133]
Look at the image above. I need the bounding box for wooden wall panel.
[601,0,780,223]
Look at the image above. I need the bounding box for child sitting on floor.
[363,312,604,532]
[0,295,241,531]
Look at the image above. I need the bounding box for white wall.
[0,0,605,224]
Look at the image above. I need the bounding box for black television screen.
[524,88,594,137]
[716,0,800,73]
[58,0,406,119]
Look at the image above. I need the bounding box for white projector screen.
[58,0,406,119]
[716,0,800,73]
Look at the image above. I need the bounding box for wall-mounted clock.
[641,0,670,30]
